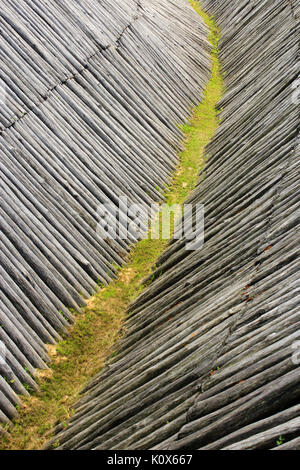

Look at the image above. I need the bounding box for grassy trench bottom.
[0,2,224,450]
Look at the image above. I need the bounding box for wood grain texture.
[0,0,211,421]
[44,0,300,450]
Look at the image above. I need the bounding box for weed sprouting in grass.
[276,435,285,446]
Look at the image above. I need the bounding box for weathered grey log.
[223,417,300,451]
[201,405,300,450]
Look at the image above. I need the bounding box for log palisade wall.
[45,0,300,450]
[0,0,211,424]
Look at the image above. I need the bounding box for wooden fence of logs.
[0,0,211,426]
[44,0,300,450]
